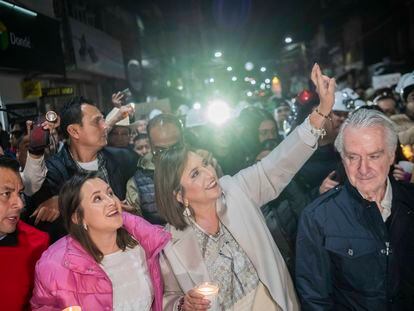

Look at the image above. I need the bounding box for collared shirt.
[380,178,393,222]
[0,230,18,246]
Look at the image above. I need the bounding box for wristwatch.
[45,111,58,123]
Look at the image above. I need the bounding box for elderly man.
[296,109,414,310]
[0,156,49,311]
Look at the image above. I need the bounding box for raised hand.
[111,92,125,108]
[310,63,335,115]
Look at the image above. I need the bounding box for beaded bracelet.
[314,108,332,121]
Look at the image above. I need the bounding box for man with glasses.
[126,113,184,224]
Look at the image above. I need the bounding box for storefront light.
[0,0,37,17]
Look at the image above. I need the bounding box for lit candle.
[62,307,81,311]
[195,282,220,310]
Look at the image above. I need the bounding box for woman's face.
[79,178,123,234]
[179,152,221,207]
[258,119,277,143]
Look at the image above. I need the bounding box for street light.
[245,62,254,71]
[285,36,293,44]
[231,76,237,81]
[260,66,266,72]
[214,51,222,58]
[227,66,232,71]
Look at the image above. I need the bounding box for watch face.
[45,111,57,122]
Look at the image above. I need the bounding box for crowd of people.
[1,64,414,311]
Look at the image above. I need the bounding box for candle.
[62,307,81,311]
[195,282,220,310]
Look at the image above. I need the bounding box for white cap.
[333,88,363,112]
[185,107,208,128]
[105,108,130,126]
[395,71,414,100]
[149,109,162,120]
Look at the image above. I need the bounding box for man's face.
[342,126,395,199]
[108,126,130,148]
[149,123,181,158]
[134,138,151,157]
[377,99,397,117]
[76,104,108,149]
[258,120,277,143]
[136,120,148,134]
[0,168,24,235]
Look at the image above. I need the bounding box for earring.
[83,223,88,231]
[183,199,191,217]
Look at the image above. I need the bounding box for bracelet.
[314,108,332,121]
[177,296,185,311]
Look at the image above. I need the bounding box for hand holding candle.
[183,282,219,311]
[195,282,219,310]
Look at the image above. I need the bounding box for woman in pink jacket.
[31,172,171,311]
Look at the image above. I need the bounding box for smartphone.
[120,88,132,104]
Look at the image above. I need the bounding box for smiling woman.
[31,172,171,311]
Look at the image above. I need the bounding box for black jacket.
[296,179,414,311]
[261,180,310,275]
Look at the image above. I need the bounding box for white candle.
[195,282,220,310]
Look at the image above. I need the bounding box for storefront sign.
[69,18,125,79]
[21,80,42,99]
[42,86,74,97]
[0,6,64,73]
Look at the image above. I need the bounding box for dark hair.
[154,145,190,230]
[0,156,20,173]
[60,96,94,139]
[59,172,138,263]
[238,107,279,161]
[147,113,183,145]
[133,133,149,143]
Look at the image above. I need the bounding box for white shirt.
[77,159,99,171]
[380,178,393,222]
[100,246,153,311]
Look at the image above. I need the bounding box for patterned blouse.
[191,220,259,310]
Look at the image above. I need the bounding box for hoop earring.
[183,199,191,217]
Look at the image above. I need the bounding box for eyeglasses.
[151,141,184,159]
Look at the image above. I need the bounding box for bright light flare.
[207,99,231,125]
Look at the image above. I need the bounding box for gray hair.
[334,108,398,157]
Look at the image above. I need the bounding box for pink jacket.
[31,213,171,311]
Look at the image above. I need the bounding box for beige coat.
[160,120,318,311]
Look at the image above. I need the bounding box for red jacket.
[0,221,49,311]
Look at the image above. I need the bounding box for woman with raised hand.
[31,172,170,311]
[155,64,335,311]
